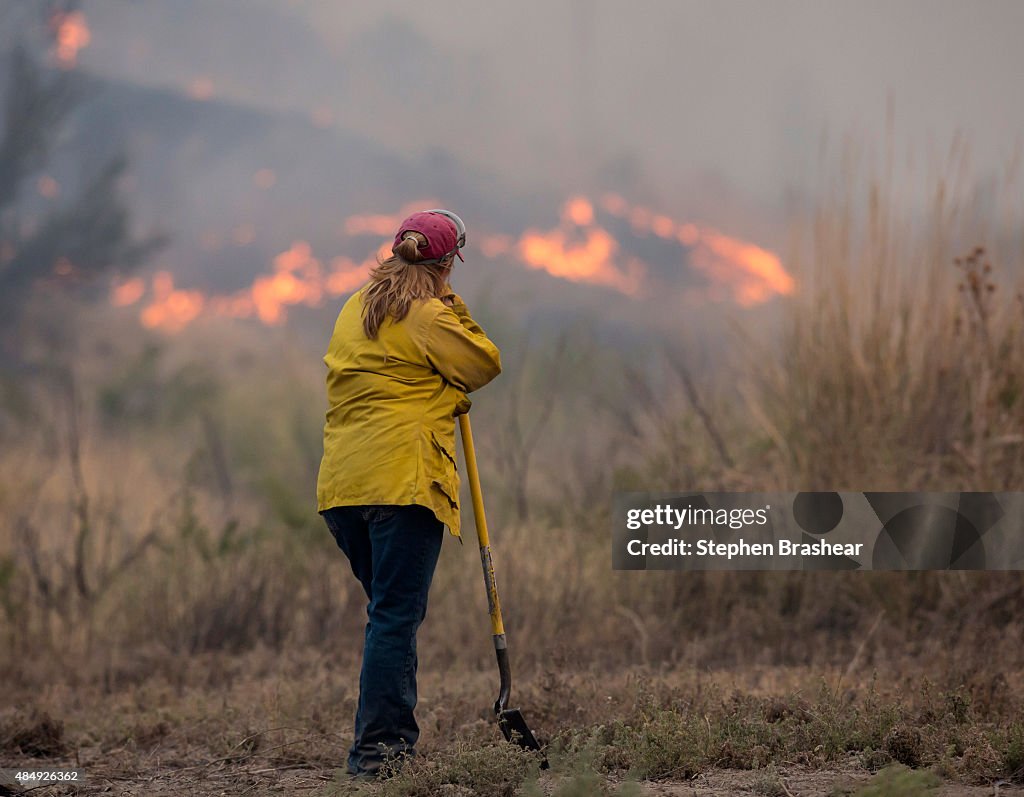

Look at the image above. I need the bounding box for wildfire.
[249,241,324,324]
[693,231,795,306]
[187,77,215,101]
[519,195,647,293]
[516,194,792,305]
[111,276,145,307]
[596,192,795,306]
[50,10,91,68]
[140,272,205,333]
[113,194,794,332]
[133,242,381,332]
[564,197,595,226]
[122,199,442,332]
[518,224,644,295]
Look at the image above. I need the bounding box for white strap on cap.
[423,208,467,249]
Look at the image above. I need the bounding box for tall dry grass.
[741,138,1024,490]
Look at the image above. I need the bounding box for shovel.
[458,413,547,765]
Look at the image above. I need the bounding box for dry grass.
[741,146,1024,491]
[1,658,1022,794]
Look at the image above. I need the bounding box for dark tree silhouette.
[0,6,164,344]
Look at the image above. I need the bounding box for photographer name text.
[625,538,864,559]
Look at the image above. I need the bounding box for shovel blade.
[498,708,548,768]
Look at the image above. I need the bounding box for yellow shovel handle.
[458,413,506,640]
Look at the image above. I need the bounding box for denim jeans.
[321,504,444,776]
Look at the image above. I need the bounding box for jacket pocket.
[429,430,459,509]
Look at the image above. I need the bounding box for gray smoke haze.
[76,0,1024,207]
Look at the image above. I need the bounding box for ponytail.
[392,232,424,264]
[361,231,450,339]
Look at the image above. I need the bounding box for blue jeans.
[321,504,444,776]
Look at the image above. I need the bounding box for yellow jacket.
[316,285,502,537]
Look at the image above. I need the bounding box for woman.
[316,209,502,779]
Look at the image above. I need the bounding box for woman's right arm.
[420,299,502,393]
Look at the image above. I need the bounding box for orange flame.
[563,197,595,226]
[693,231,794,306]
[113,195,792,332]
[114,201,440,332]
[518,226,644,295]
[253,241,324,323]
[593,193,794,304]
[517,195,647,293]
[127,242,381,332]
[187,77,215,101]
[50,11,90,68]
[140,272,205,332]
[111,277,145,307]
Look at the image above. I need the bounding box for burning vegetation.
[120,195,793,333]
[49,9,90,68]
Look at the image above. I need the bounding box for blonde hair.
[361,231,452,339]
